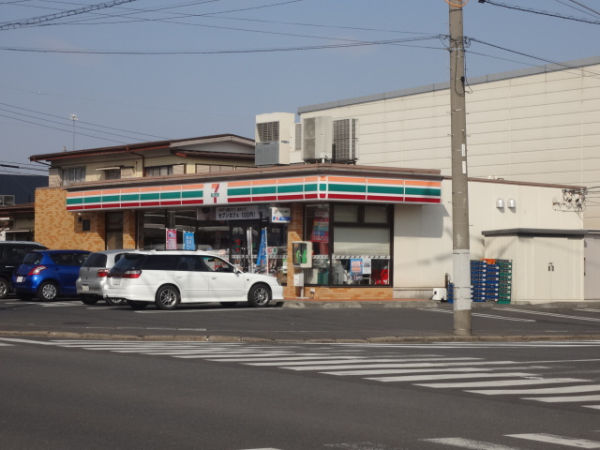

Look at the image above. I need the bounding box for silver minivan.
[77,250,136,305]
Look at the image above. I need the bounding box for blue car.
[13,250,90,301]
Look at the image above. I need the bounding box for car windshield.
[82,253,108,268]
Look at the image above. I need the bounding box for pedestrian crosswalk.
[424,432,600,449]
[1,338,599,412]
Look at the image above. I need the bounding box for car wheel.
[0,278,9,299]
[80,295,99,305]
[127,300,148,310]
[248,283,271,307]
[106,297,127,306]
[37,281,58,301]
[155,285,180,310]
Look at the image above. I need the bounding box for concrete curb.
[2,329,600,343]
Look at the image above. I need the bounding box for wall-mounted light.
[496,198,505,209]
[507,198,516,209]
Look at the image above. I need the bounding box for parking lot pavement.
[1,296,600,342]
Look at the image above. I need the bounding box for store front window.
[137,205,288,285]
[304,203,391,287]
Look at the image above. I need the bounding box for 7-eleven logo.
[206,182,227,204]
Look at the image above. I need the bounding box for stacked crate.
[445,259,512,303]
[471,260,500,302]
[496,259,513,304]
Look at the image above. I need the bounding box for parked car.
[13,250,90,301]
[76,250,137,305]
[105,250,284,310]
[0,241,47,299]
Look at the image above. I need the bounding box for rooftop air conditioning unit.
[333,118,358,163]
[302,116,333,162]
[255,112,295,166]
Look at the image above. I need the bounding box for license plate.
[81,285,89,292]
[16,276,24,283]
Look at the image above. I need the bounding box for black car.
[0,241,47,298]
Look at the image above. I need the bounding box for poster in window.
[311,209,329,243]
[165,228,177,250]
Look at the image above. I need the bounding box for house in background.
[0,174,48,241]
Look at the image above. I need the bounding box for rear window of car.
[23,252,43,265]
[1,245,43,265]
[82,253,108,268]
[50,252,89,266]
[112,253,146,272]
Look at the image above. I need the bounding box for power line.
[0,0,139,30]
[0,111,126,144]
[0,35,443,55]
[0,101,167,140]
[478,0,600,25]
[468,37,600,78]
[566,0,600,17]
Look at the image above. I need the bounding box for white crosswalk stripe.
[506,433,600,448]
[417,378,588,389]
[584,405,600,410]
[3,338,599,412]
[422,437,522,449]
[523,394,600,403]
[467,384,600,396]
[366,372,536,383]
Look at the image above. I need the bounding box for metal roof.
[29,134,255,162]
[298,56,600,114]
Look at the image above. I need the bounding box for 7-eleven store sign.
[204,182,228,204]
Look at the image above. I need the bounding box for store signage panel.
[216,205,260,221]
[271,207,291,223]
[66,175,441,212]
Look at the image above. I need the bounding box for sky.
[1,0,600,175]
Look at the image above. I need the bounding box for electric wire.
[566,0,600,17]
[0,101,167,140]
[0,35,443,55]
[0,106,165,142]
[0,0,139,30]
[478,0,600,25]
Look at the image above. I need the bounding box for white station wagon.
[105,250,284,310]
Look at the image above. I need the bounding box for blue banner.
[256,227,267,268]
[183,231,195,250]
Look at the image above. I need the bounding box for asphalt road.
[1,337,599,449]
[1,297,600,341]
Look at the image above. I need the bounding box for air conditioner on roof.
[302,116,333,162]
[255,112,296,166]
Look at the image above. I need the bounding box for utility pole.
[448,1,472,336]
[71,113,78,150]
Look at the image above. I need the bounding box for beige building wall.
[393,179,583,298]
[484,235,584,304]
[300,60,600,226]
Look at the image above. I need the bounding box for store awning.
[66,171,441,212]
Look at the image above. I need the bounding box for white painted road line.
[323,366,549,376]
[584,405,600,410]
[417,378,589,389]
[467,384,600,396]
[505,308,600,323]
[366,372,535,383]
[425,309,535,323]
[507,433,600,448]
[524,394,600,403]
[248,357,481,367]
[423,437,522,449]
[280,360,519,371]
